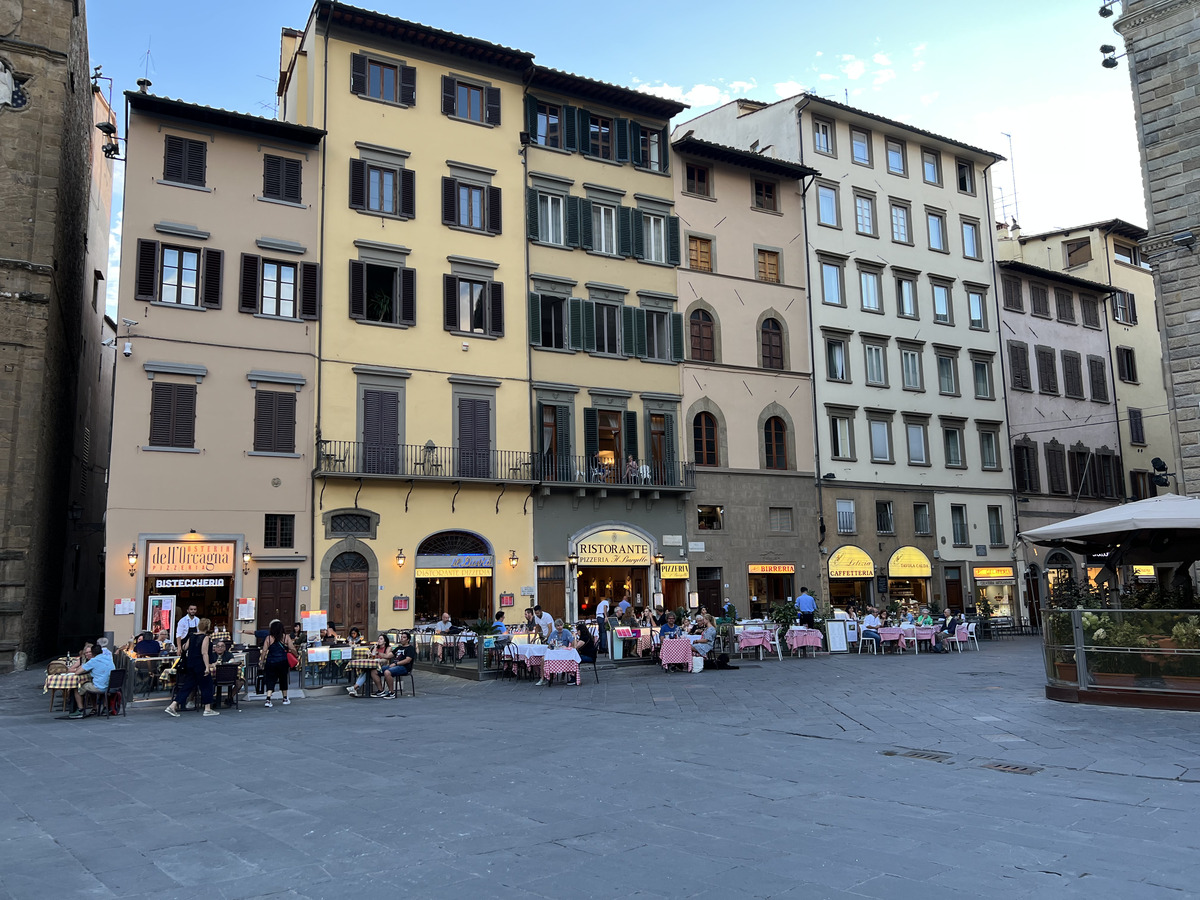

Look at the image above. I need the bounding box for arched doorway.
[1025,563,1042,629]
[1045,551,1075,604]
[414,531,493,624]
[329,552,369,634]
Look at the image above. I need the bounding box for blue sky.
[88,0,1143,316]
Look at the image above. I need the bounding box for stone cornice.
[1116,0,1200,34]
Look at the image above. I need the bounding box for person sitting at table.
[133,631,161,657]
[349,634,393,697]
[156,630,174,654]
[321,627,340,646]
[209,639,234,665]
[290,623,306,646]
[66,639,115,718]
[208,639,241,707]
[861,607,883,651]
[547,619,574,648]
[659,612,681,640]
[347,627,364,646]
[933,610,961,653]
[374,632,415,695]
[651,605,668,627]
[692,615,717,658]
[916,609,934,627]
[434,613,453,634]
[575,625,597,666]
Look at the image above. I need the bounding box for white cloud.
[873,53,891,66]
[841,57,866,80]
[873,69,896,86]
[912,60,926,72]
[728,79,757,94]
[818,73,837,82]
[920,91,940,105]
[638,78,759,109]
[913,42,927,56]
[773,80,807,98]
[104,161,125,319]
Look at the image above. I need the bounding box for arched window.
[764,416,787,469]
[761,318,784,370]
[693,412,718,467]
[690,309,714,361]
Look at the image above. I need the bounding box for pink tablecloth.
[660,638,692,668]
[786,628,823,652]
[877,627,908,650]
[738,631,772,653]
[915,626,937,645]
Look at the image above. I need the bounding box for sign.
[575,529,651,566]
[688,591,699,609]
[975,545,988,557]
[520,585,535,596]
[237,598,255,620]
[827,545,873,579]
[888,546,932,578]
[688,541,705,553]
[499,592,515,608]
[301,609,327,639]
[875,574,888,594]
[973,566,1015,580]
[154,577,226,589]
[748,563,795,574]
[393,595,410,611]
[415,554,493,578]
[146,595,175,634]
[416,567,494,578]
[113,598,134,616]
[146,541,235,575]
[662,534,683,547]
[306,646,330,663]
[1132,564,1156,582]
[661,563,690,579]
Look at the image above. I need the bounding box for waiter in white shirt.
[176,604,200,643]
[595,597,611,653]
[532,604,554,639]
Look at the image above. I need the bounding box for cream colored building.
[105,92,324,644]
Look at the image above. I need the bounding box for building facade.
[104,92,324,644]
[671,135,819,618]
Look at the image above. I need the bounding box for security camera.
[100,337,116,348]
[122,342,132,357]
[121,318,139,328]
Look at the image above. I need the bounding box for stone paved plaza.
[2,638,1199,898]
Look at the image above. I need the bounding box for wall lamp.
[508,550,519,569]
[396,548,406,568]
[653,551,665,567]
[1098,1,1118,17]
[1100,44,1126,69]
[568,551,578,568]
[243,546,253,574]
[127,543,139,577]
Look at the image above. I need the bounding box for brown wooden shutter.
[282,158,302,203]
[163,135,185,182]
[201,248,222,309]
[443,274,458,331]
[399,168,415,218]
[488,281,504,336]
[441,75,456,115]
[276,391,296,453]
[239,254,261,314]
[485,185,502,234]
[400,267,416,325]
[350,53,367,95]
[299,262,320,320]
[134,239,160,301]
[149,382,174,446]
[485,86,501,125]
[263,155,283,198]
[1088,357,1108,401]
[253,390,296,454]
[349,260,366,319]
[253,390,276,452]
[173,383,197,448]
[399,65,416,105]
[441,177,457,225]
[348,159,366,209]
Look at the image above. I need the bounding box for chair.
[943,625,968,652]
[392,668,416,697]
[858,633,878,654]
[213,664,240,710]
[584,655,600,684]
[98,668,127,718]
[637,465,652,484]
[245,647,261,695]
[966,622,980,651]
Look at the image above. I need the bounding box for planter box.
[1054,662,1077,683]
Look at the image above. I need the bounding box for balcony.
[534,454,694,491]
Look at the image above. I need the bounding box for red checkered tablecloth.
[786,628,823,652]
[541,649,580,684]
[738,631,772,652]
[660,638,692,668]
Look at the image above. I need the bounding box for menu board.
[301,610,327,640]
[237,598,256,621]
[113,598,134,616]
[305,646,331,663]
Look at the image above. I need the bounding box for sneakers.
[264,699,273,708]
[381,690,395,699]
[535,679,547,686]
[164,706,180,718]
[68,710,85,719]
[346,687,358,697]
[202,709,220,717]
[281,697,290,705]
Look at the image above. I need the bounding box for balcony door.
[362,389,399,474]
[458,397,491,478]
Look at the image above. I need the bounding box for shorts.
[80,682,104,694]
[383,664,410,677]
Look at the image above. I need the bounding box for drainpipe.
[310,24,330,587]
[1099,225,1126,502]
[520,65,539,613]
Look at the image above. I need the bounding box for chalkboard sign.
[875,574,888,594]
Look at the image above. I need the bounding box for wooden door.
[257,569,297,629]
[538,565,565,620]
[697,570,722,615]
[944,567,963,613]
[330,573,368,632]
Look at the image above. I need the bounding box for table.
[432,633,473,662]
[737,629,774,660]
[660,637,693,670]
[877,627,910,652]
[43,671,88,711]
[786,627,824,656]
[541,648,581,685]
[132,655,179,697]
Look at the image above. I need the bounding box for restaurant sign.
[575,529,651,566]
[415,554,493,578]
[661,563,690,580]
[146,542,235,575]
[748,563,795,574]
[888,546,932,579]
[972,566,1015,580]
[827,545,874,579]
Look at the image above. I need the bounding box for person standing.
[533,605,554,639]
[618,593,632,615]
[175,604,200,644]
[260,620,296,707]
[164,618,220,717]
[795,587,817,628]
[595,597,610,654]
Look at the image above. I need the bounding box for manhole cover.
[982,762,1041,775]
[902,749,952,763]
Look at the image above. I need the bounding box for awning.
[888,546,931,578]
[828,545,874,579]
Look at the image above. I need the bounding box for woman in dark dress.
[575,624,597,664]
[164,618,219,717]
[261,619,297,708]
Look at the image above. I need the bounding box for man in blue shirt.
[659,612,681,640]
[133,631,161,656]
[795,587,817,628]
[68,641,115,718]
[618,594,632,615]
[493,611,507,634]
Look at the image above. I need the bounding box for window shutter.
[582,300,596,352]
[663,412,677,479]
[363,389,382,445]
[667,216,681,266]
[185,140,206,187]
[282,158,302,204]
[485,86,501,126]
[443,275,458,331]
[524,94,538,135]
[239,254,261,314]
[486,185,503,234]
[618,206,633,257]
[299,262,320,320]
[351,53,367,95]
[349,260,366,319]
[349,158,366,210]
[622,410,639,461]
[149,383,174,446]
[173,383,197,448]
[526,187,540,240]
[579,198,593,251]
[621,305,635,357]
[399,65,416,105]
[254,390,277,452]
[634,308,648,358]
[263,155,283,198]
[1128,293,1138,324]
[399,168,416,218]
[164,135,185,182]
[568,298,583,350]
[441,75,456,115]
[201,248,222,309]
[442,177,457,225]
[488,281,504,337]
[615,118,630,162]
[556,405,572,458]
[583,407,599,462]
[562,104,577,151]
[670,312,684,362]
[630,123,643,166]
[277,391,297,453]
[134,239,160,301]
[399,267,416,325]
[1009,343,1030,390]
[566,196,581,248]
[631,209,646,260]
[1089,357,1108,401]
[1014,445,1029,492]
[527,292,542,346]
[659,125,670,173]
[577,108,592,154]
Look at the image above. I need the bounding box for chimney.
[136,78,152,94]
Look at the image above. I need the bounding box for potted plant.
[767,601,797,632]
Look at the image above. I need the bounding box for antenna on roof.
[1002,131,1019,225]
[139,36,156,81]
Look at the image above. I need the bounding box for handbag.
[286,645,300,669]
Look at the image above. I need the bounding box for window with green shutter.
[263,155,302,204]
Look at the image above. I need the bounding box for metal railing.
[532,454,694,489]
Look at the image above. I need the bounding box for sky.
[86,0,1145,318]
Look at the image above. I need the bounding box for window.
[753,180,778,211]
[860,269,882,312]
[1036,346,1059,394]
[829,414,853,459]
[1130,470,1153,500]
[1080,294,1101,328]
[643,213,666,263]
[854,193,876,236]
[239,255,318,320]
[891,203,911,243]
[1055,289,1076,324]
[927,210,947,251]
[1097,450,1120,499]
[1002,276,1023,311]
[751,248,779,283]
[769,507,794,532]
[1064,238,1092,267]
[1128,408,1146,444]
[961,220,981,259]
[163,134,206,187]
[826,338,848,381]
[686,163,711,196]
[913,502,931,535]
[864,343,887,386]
[955,159,975,194]
[442,76,499,125]
[149,382,196,449]
[160,246,200,307]
[443,275,504,336]
[821,260,844,306]
[968,290,987,329]
[851,128,872,165]
[1046,441,1068,494]
[922,149,941,185]
[944,425,965,467]
[536,102,560,147]
[836,499,856,534]
[351,54,415,105]
[264,514,295,549]
[253,389,296,454]
[369,166,397,215]
[979,430,1000,470]
[1014,441,1040,492]
[442,177,501,234]
[1113,291,1138,324]
[1088,355,1109,401]
[1008,341,1032,391]
[761,318,784,370]
[901,347,923,390]
[1113,242,1140,266]
[817,184,839,226]
[349,261,416,326]
[592,203,617,255]
[693,412,719,466]
[886,139,906,175]
[932,283,952,324]
[813,117,834,155]
[950,504,969,545]
[972,357,994,399]
[540,295,566,349]
[263,155,302,204]
[1062,351,1085,399]
[906,421,928,464]
[987,506,1004,545]
[260,261,297,319]
[690,309,714,361]
[876,501,895,534]
[1030,284,1050,318]
[1070,447,1098,498]
[869,419,892,462]
[349,159,415,219]
[936,354,958,395]
[639,127,664,172]
[537,192,565,245]
[698,504,724,530]
[896,275,917,318]
[764,417,787,469]
[595,302,620,355]
[642,310,669,361]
